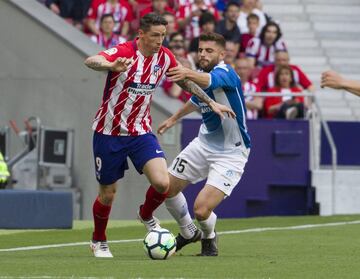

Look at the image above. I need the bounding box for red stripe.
[127,95,146,135]
[95,71,118,133]
[110,59,138,135]
[125,56,153,135]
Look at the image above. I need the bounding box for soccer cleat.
[90,240,113,258]
[137,209,161,232]
[175,229,202,252]
[198,232,218,256]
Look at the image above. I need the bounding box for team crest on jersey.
[153,64,162,77]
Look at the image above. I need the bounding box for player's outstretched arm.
[321,70,360,97]
[157,101,198,135]
[84,55,134,72]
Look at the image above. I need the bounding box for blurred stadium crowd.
[38,0,315,120]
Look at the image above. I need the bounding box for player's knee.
[99,186,117,205]
[194,204,211,221]
[151,177,170,194]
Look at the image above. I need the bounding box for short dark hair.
[100,13,114,24]
[139,13,168,32]
[247,13,259,22]
[199,12,216,27]
[169,32,183,42]
[224,1,240,13]
[199,32,226,48]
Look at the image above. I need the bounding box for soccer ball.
[143,228,177,260]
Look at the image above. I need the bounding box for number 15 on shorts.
[172,158,188,173]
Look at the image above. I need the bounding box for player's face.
[139,25,167,54]
[198,41,225,72]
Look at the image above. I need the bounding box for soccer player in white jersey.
[84,14,235,258]
[155,32,251,256]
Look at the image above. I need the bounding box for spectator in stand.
[255,50,315,93]
[162,11,178,47]
[264,65,305,119]
[236,0,267,34]
[140,0,176,18]
[90,14,126,49]
[235,58,263,119]
[177,0,220,42]
[246,21,287,69]
[188,12,217,64]
[215,2,241,45]
[46,0,91,29]
[224,41,239,68]
[240,13,259,54]
[169,32,197,70]
[85,0,133,38]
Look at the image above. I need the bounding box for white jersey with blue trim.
[190,61,251,152]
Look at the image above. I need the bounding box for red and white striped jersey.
[176,4,220,40]
[87,0,133,34]
[92,40,177,136]
[243,81,258,119]
[246,37,287,67]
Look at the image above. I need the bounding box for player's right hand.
[110,57,134,72]
[157,118,177,135]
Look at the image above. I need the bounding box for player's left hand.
[167,65,189,82]
[157,117,177,135]
[209,101,236,119]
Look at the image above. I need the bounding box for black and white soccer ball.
[143,228,176,260]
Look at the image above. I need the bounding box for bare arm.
[321,70,360,97]
[84,55,134,72]
[157,100,198,135]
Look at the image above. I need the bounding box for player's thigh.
[142,157,169,191]
[207,148,250,197]
[93,132,129,185]
[167,173,190,198]
[128,133,166,174]
[194,184,225,219]
[168,137,209,184]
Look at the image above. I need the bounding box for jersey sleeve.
[164,48,178,72]
[98,43,133,62]
[295,66,312,89]
[190,95,200,107]
[207,66,235,91]
[245,38,259,58]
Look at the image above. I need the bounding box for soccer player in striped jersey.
[151,32,251,256]
[84,13,235,258]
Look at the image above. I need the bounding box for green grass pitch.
[0,215,360,279]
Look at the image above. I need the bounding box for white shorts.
[168,137,250,196]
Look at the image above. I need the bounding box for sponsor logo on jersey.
[104,47,118,56]
[128,82,156,96]
[199,102,212,113]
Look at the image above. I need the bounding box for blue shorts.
[93,132,166,185]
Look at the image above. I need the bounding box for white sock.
[198,212,217,239]
[165,192,197,239]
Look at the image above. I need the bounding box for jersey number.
[173,158,188,173]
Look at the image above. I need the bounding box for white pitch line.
[0,220,359,252]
